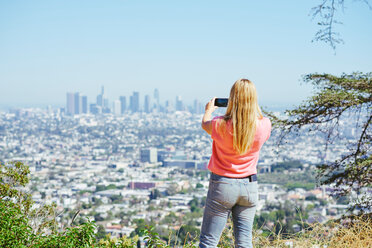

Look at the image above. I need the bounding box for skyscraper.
[165,100,173,113]
[154,88,159,108]
[96,86,104,107]
[130,91,140,112]
[119,96,126,114]
[90,103,101,114]
[103,98,109,109]
[113,100,121,116]
[66,92,75,115]
[175,95,183,111]
[96,95,102,107]
[144,95,150,113]
[82,96,88,114]
[74,92,82,114]
[193,99,203,114]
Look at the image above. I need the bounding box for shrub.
[0,161,96,247]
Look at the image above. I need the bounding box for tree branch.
[310,0,371,50]
[355,113,372,162]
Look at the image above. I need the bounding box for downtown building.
[66,92,88,115]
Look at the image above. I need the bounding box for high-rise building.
[74,92,82,114]
[130,91,140,112]
[154,88,160,110]
[96,95,103,107]
[144,95,150,113]
[119,96,126,114]
[176,95,183,111]
[82,96,88,114]
[140,148,158,163]
[165,100,173,113]
[103,98,109,109]
[113,100,121,116]
[96,86,104,107]
[154,88,159,100]
[66,92,75,115]
[90,104,101,114]
[193,99,203,114]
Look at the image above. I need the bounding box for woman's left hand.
[205,97,218,114]
[202,98,218,135]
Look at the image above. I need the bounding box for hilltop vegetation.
[270,72,372,212]
[1,161,371,247]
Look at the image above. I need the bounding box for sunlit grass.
[137,214,372,248]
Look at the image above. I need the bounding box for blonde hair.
[220,79,263,154]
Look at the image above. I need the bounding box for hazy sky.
[1,0,371,109]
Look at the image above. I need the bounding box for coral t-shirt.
[208,116,271,178]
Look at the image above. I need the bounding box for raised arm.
[201,97,218,135]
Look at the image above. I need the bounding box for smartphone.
[214,98,228,107]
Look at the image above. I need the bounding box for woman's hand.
[202,97,218,135]
[205,97,218,114]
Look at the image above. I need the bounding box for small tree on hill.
[270,72,371,212]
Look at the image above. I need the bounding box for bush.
[0,161,96,247]
[0,200,31,248]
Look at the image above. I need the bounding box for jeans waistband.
[211,173,257,182]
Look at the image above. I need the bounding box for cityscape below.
[1,103,365,243]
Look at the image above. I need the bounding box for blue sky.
[1,0,371,109]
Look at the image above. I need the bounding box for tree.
[310,0,371,49]
[0,161,97,247]
[270,72,371,212]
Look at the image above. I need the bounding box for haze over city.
[1,1,372,110]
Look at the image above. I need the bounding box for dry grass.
[252,215,372,248]
[138,214,372,247]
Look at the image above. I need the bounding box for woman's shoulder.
[258,116,272,129]
[212,116,226,126]
[212,116,231,138]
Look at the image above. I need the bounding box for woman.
[199,79,271,248]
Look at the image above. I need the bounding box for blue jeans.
[199,173,258,248]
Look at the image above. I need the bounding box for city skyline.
[65,86,205,115]
[1,1,372,109]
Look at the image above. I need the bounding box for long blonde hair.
[221,79,263,154]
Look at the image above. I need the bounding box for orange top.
[208,116,271,178]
